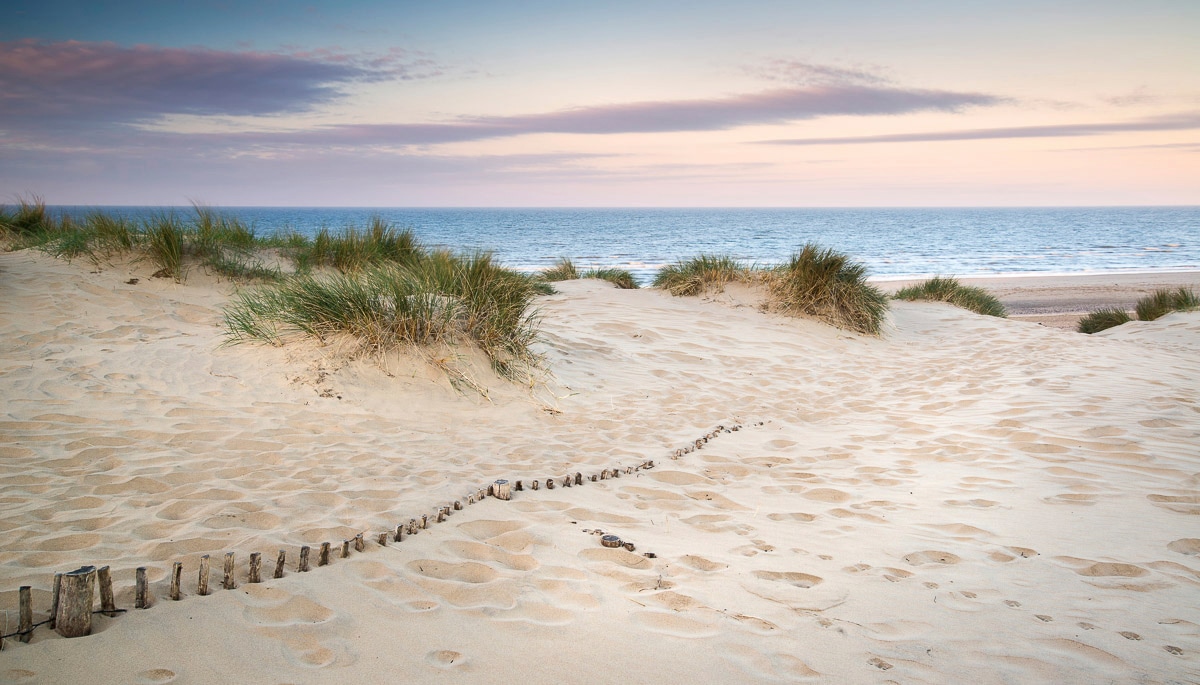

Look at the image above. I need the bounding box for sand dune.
[1,251,1198,683]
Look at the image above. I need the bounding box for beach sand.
[1,250,1198,683]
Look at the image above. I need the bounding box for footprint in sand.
[135,669,177,684]
[1167,538,1200,555]
[1118,631,1142,640]
[1165,646,1184,656]
[902,550,961,566]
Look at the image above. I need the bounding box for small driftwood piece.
[223,552,237,590]
[248,554,262,584]
[197,555,210,596]
[493,479,511,501]
[97,565,118,616]
[298,546,311,573]
[18,586,32,643]
[55,565,96,638]
[170,562,182,600]
[135,567,149,609]
[274,550,286,579]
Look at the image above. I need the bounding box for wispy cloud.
[0,39,440,125]
[758,112,1200,145]
[746,58,892,86]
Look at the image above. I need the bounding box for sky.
[1,1,1198,206]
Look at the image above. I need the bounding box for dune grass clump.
[223,249,544,381]
[292,219,419,274]
[766,243,889,335]
[1134,287,1200,322]
[540,258,639,290]
[893,276,1007,317]
[653,254,748,296]
[1077,307,1132,334]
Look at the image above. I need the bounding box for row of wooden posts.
[3,421,752,648]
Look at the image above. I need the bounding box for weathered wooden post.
[135,567,149,609]
[55,565,96,638]
[274,550,286,579]
[394,525,404,542]
[546,477,555,490]
[601,535,622,548]
[222,552,237,590]
[298,546,311,572]
[197,555,210,596]
[530,479,539,491]
[318,542,330,567]
[18,586,32,643]
[50,573,62,629]
[453,499,463,510]
[170,562,182,600]
[355,533,365,552]
[248,553,262,584]
[514,480,523,492]
[97,566,118,616]
[575,472,583,485]
[493,479,511,501]
[341,540,351,559]
[378,532,389,546]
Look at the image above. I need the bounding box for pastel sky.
[2,1,1198,206]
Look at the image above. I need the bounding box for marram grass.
[653,254,748,296]
[765,243,890,335]
[540,258,638,289]
[1134,287,1200,322]
[1077,308,1132,334]
[893,276,1007,317]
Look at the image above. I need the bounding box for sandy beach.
[1,249,1198,684]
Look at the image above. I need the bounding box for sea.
[46,206,1200,285]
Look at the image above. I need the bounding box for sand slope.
[1,252,1198,683]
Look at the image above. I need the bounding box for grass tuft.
[765,243,889,335]
[145,215,185,280]
[1078,307,1132,334]
[584,267,638,289]
[653,254,748,296]
[1134,287,1200,321]
[893,276,1007,317]
[541,258,580,282]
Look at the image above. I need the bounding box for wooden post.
[453,499,463,510]
[575,472,583,485]
[18,586,32,643]
[530,479,539,491]
[355,533,365,552]
[563,475,572,488]
[135,567,149,609]
[494,479,511,501]
[421,515,429,530]
[54,566,96,638]
[248,554,262,584]
[437,509,446,523]
[591,474,598,482]
[394,525,404,542]
[514,480,523,492]
[487,482,496,497]
[341,540,351,558]
[97,565,118,617]
[50,573,62,629]
[223,552,236,590]
[318,542,331,567]
[197,555,210,596]
[601,535,622,548]
[408,518,418,535]
[378,532,388,546]
[170,562,182,600]
[546,478,555,490]
[274,550,286,579]
[298,546,311,572]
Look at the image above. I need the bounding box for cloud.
[758,112,1200,145]
[130,83,998,149]
[747,59,892,87]
[0,39,439,125]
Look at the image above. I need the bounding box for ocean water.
[48,206,1200,284]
